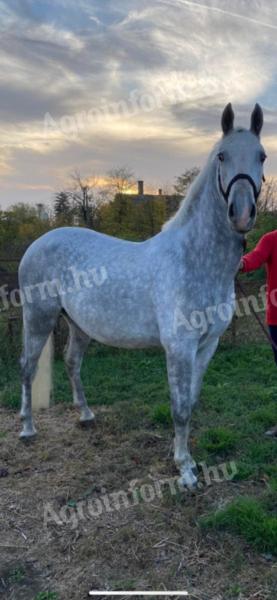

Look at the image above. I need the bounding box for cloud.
[0,147,13,178]
[0,0,277,206]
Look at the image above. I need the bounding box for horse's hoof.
[177,469,198,491]
[19,429,37,442]
[79,412,95,429]
[265,425,277,438]
[79,420,95,429]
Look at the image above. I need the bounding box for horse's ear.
[221,103,234,136]
[250,103,263,137]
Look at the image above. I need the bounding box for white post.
[32,334,53,410]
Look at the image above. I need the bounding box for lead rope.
[235,277,277,352]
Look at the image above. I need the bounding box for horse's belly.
[86,314,161,348]
[63,294,161,348]
[90,329,161,349]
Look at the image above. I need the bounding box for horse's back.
[19,227,147,284]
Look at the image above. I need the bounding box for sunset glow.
[0,0,277,207]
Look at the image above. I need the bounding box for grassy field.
[0,320,277,599]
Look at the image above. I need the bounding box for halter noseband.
[218,171,263,203]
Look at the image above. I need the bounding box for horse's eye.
[218,152,224,162]
[260,151,267,163]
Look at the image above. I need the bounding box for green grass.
[151,402,172,427]
[34,593,59,600]
[200,496,277,555]
[197,426,237,454]
[0,331,21,409]
[1,334,277,556]
[112,578,138,591]
[1,341,276,482]
[227,584,242,598]
[55,344,168,407]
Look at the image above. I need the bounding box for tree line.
[0,167,276,260]
[0,167,198,257]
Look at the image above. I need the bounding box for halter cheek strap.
[218,171,264,203]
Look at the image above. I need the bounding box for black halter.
[218,171,263,203]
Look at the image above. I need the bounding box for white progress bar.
[89,593,188,596]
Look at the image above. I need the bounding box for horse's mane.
[163,139,221,231]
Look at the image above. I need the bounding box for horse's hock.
[32,334,53,410]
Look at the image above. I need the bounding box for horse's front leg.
[191,336,219,407]
[165,342,198,489]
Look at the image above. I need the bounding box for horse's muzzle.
[227,184,257,233]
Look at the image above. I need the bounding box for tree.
[174,167,200,197]
[258,176,277,213]
[54,191,72,223]
[106,166,136,196]
[68,170,108,228]
[7,202,38,222]
[139,197,167,238]
[0,203,52,257]
[104,167,136,229]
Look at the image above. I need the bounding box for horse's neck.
[186,177,243,277]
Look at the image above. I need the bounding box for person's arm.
[240,233,273,272]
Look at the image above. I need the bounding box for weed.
[8,566,25,584]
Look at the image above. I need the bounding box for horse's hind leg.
[20,307,58,439]
[64,319,95,425]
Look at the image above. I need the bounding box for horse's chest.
[180,277,235,337]
[202,286,235,337]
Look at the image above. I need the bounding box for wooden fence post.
[32,334,53,410]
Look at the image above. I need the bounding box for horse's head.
[216,103,266,233]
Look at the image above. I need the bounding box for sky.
[1,0,277,208]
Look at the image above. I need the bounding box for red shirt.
[242,230,277,325]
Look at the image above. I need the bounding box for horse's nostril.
[250,205,256,219]
[228,203,234,219]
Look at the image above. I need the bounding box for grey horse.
[19,103,265,489]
